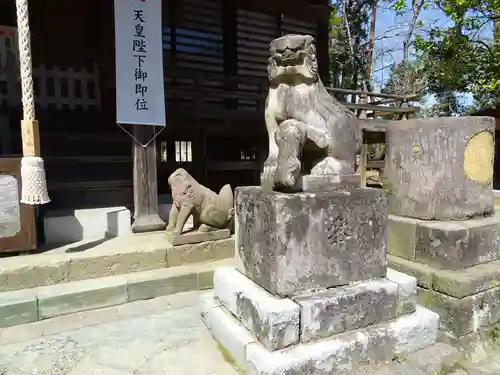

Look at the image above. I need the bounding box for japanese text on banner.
[114,0,166,126]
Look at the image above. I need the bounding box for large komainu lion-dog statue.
[262,34,363,191]
[166,168,234,236]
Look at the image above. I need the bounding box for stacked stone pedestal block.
[388,212,500,338]
[201,187,439,374]
[384,116,500,340]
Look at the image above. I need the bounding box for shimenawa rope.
[16,0,50,205]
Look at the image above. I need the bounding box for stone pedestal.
[202,186,439,374]
[235,186,388,296]
[383,116,500,340]
[388,213,500,270]
[388,212,500,338]
[169,229,230,246]
[202,267,439,375]
[384,116,495,220]
[301,174,361,192]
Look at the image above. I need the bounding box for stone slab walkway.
[0,291,239,375]
[1,290,500,375]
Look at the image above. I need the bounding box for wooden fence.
[0,63,101,110]
[327,87,421,187]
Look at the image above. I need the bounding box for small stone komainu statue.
[166,168,234,236]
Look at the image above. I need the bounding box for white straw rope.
[16,0,35,121]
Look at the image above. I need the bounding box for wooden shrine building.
[0,0,329,210]
[0,0,419,252]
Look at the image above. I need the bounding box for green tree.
[382,60,427,96]
[413,0,500,110]
[329,0,378,93]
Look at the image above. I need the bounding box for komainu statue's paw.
[311,157,353,176]
[261,156,277,190]
[275,155,301,188]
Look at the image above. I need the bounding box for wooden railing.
[0,63,101,110]
[326,87,422,187]
[163,69,421,121]
[326,87,420,120]
[163,69,421,186]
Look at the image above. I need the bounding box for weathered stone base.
[212,267,417,351]
[201,267,437,374]
[169,229,231,246]
[300,174,361,192]
[384,116,495,221]
[201,292,439,375]
[235,186,388,296]
[389,254,500,338]
[388,213,500,270]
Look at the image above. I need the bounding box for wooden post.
[20,119,40,157]
[131,125,165,233]
[358,90,368,187]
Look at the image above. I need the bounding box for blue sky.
[372,3,450,89]
[371,1,494,108]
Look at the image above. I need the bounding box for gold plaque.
[464,131,494,183]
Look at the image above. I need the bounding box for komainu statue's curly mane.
[267,34,362,155]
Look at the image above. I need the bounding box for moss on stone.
[433,357,467,375]
[485,324,500,345]
[388,255,435,289]
[216,343,245,373]
[382,180,395,197]
[387,219,417,260]
[418,288,439,309]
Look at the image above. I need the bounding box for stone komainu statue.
[262,34,363,190]
[166,168,234,235]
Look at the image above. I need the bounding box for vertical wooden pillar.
[316,5,331,86]
[132,125,165,233]
[358,92,368,187]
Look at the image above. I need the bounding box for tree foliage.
[412,0,500,111]
[329,0,378,91]
[328,0,500,113]
[382,60,426,96]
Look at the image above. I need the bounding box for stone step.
[0,232,234,292]
[213,266,417,350]
[388,254,500,338]
[0,258,231,329]
[201,292,439,375]
[388,212,500,270]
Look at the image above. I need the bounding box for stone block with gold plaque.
[384,116,500,340]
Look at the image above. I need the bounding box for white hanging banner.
[114,0,166,126]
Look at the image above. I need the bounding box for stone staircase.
[0,232,234,328]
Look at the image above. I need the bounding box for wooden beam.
[131,125,165,233]
[316,5,330,86]
[326,87,421,101]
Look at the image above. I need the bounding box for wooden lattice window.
[281,15,317,37]
[175,140,192,163]
[235,10,318,110]
[163,0,223,73]
[236,9,279,78]
[163,0,224,109]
